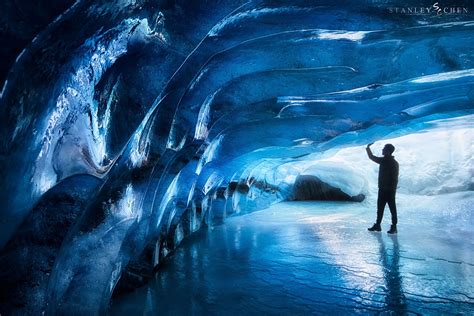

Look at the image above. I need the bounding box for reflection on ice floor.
[111,193,473,315]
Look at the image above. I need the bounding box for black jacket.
[366,148,399,191]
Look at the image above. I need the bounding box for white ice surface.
[285,115,473,197]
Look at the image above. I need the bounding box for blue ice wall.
[0,0,472,314]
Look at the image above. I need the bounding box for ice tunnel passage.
[0,0,473,314]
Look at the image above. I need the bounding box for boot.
[387,224,397,234]
[368,223,381,232]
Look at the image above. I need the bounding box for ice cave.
[0,0,473,314]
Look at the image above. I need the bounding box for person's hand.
[366,142,374,149]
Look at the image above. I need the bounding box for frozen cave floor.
[111,192,473,315]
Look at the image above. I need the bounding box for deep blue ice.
[0,0,473,314]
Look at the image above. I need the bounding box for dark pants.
[376,189,397,225]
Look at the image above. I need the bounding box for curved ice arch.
[168,22,474,149]
[35,2,474,314]
[144,2,423,152]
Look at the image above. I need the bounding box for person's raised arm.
[366,143,382,164]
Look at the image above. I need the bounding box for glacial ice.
[0,0,473,314]
[110,194,473,315]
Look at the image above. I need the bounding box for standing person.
[366,143,399,234]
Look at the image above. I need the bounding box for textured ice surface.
[0,0,473,314]
[111,195,474,314]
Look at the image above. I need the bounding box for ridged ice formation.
[0,0,472,314]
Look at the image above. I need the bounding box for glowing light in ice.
[196,135,224,174]
[109,184,140,220]
[209,7,312,36]
[317,30,369,41]
[411,69,474,83]
[194,89,219,140]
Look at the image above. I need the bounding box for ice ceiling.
[0,0,472,314]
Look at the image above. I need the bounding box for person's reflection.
[373,233,408,314]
